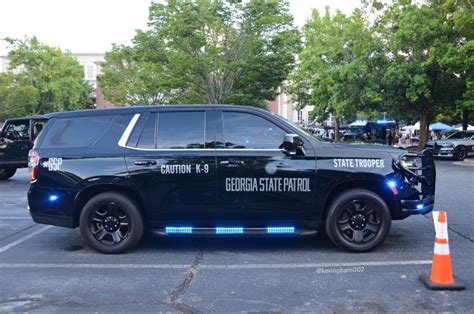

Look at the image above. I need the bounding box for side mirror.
[280,134,305,156]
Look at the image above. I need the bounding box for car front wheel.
[325,189,391,252]
[79,192,144,254]
[0,167,16,180]
[454,146,467,161]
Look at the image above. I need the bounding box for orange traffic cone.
[420,211,465,290]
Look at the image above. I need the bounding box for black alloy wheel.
[0,167,16,180]
[454,146,467,161]
[89,201,131,245]
[325,189,391,252]
[80,192,144,254]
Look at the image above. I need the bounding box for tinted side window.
[137,113,157,149]
[42,116,113,148]
[223,112,286,149]
[157,112,205,149]
[460,132,471,139]
[32,120,47,140]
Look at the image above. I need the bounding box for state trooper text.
[333,158,385,168]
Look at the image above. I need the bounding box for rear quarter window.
[41,116,114,148]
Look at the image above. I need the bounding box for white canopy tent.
[454,124,474,131]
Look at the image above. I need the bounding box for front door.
[125,110,217,223]
[215,110,316,222]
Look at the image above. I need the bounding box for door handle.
[134,160,157,166]
[220,160,244,166]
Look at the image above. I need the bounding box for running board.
[151,227,318,236]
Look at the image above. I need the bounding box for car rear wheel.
[79,192,144,254]
[454,146,467,161]
[325,189,391,252]
[0,167,16,180]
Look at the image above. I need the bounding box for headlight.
[399,156,421,170]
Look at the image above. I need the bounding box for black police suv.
[0,116,48,180]
[28,105,436,254]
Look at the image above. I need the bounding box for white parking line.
[0,217,31,219]
[0,225,52,253]
[0,260,431,269]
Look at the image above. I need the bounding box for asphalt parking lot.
[1,160,473,312]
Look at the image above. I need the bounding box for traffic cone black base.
[420,274,465,290]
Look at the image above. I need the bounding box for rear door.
[0,119,32,165]
[125,109,217,222]
[215,109,316,221]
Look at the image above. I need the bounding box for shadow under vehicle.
[0,116,48,180]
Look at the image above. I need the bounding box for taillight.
[28,149,40,181]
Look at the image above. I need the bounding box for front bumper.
[394,149,436,217]
[425,147,454,158]
[400,196,435,215]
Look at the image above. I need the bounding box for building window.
[298,111,303,124]
[86,65,94,79]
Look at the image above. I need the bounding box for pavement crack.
[169,250,204,305]
[0,296,201,312]
[0,224,37,243]
[446,226,474,243]
[422,213,473,243]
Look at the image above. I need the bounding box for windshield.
[447,131,471,139]
[272,114,315,138]
[271,113,336,143]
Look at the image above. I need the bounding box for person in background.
[387,130,394,146]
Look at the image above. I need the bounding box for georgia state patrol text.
[225,177,311,192]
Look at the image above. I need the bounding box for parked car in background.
[0,116,48,180]
[425,130,474,161]
[341,130,362,142]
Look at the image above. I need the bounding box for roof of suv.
[5,115,48,121]
[47,104,268,119]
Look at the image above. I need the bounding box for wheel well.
[72,184,148,227]
[321,180,398,220]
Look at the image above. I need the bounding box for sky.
[0,0,360,55]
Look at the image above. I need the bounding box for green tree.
[374,0,472,147]
[449,0,474,129]
[289,8,383,140]
[98,0,300,108]
[0,37,92,119]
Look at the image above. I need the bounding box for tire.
[454,146,467,161]
[79,192,144,254]
[325,189,391,252]
[0,167,16,180]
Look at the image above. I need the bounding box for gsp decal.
[225,177,311,192]
[333,158,385,169]
[41,158,63,171]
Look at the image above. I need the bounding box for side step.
[150,227,318,236]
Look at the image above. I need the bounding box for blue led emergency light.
[165,226,192,234]
[216,227,243,234]
[267,227,295,234]
[387,180,397,188]
[48,195,59,202]
[416,204,424,210]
